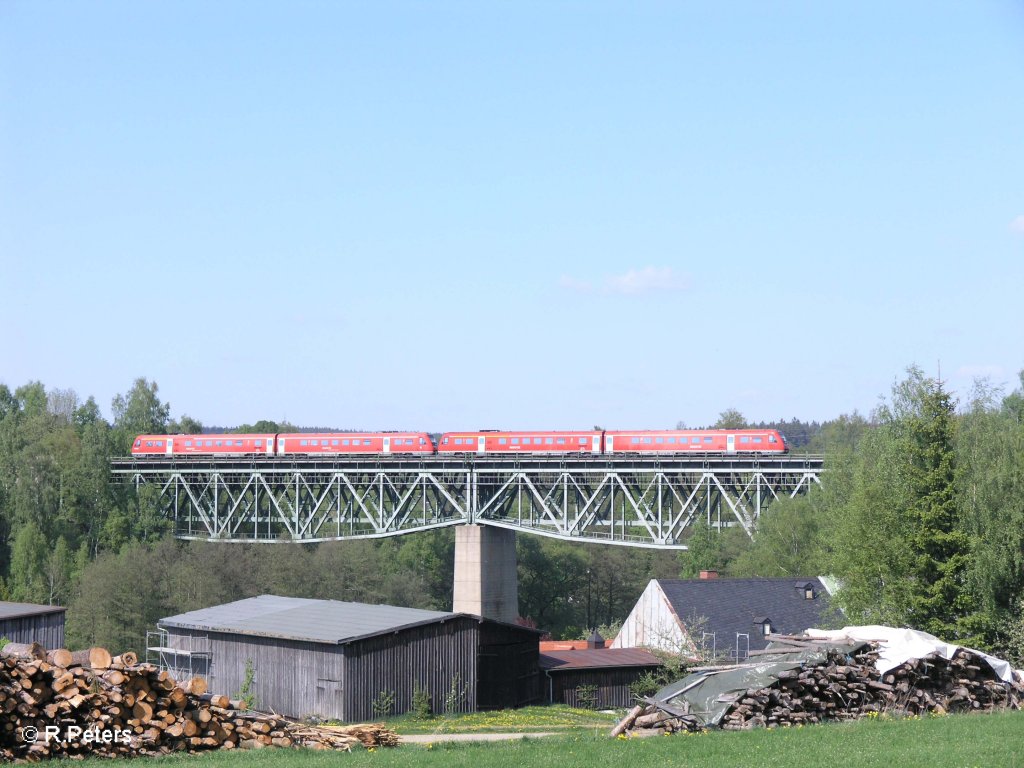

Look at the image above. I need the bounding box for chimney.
[699,570,719,580]
[587,629,604,649]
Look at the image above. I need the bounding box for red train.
[132,429,787,456]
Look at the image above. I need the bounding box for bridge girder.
[111,456,822,548]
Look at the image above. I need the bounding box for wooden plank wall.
[0,612,65,649]
[547,666,659,709]
[343,617,479,722]
[165,629,346,720]
[478,621,542,709]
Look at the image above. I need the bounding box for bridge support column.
[453,525,518,624]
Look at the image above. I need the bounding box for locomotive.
[131,428,787,456]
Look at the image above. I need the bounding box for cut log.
[1,642,46,661]
[610,704,645,737]
[69,647,113,669]
[47,648,74,667]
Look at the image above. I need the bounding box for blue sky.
[2,2,1022,431]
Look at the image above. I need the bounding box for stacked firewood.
[0,642,397,761]
[613,636,1024,737]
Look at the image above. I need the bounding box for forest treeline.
[1,370,1022,665]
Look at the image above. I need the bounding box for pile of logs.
[613,636,1024,737]
[0,642,398,761]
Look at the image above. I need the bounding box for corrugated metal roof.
[160,595,457,645]
[539,648,662,671]
[0,601,66,619]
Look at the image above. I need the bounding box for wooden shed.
[0,601,65,649]
[539,647,662,709]
[153,595,541,722]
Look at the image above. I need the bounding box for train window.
[703,437,712,443]
[667,437,675,443]
[692,437,700,444]
[579,437,587,444]
[511,438,519,444]
[753,437,763,443]
[534,438,542,445]
[643,437,653,444]
[300,440,308,446]
[134,440,141,447]
[769,435,776,443]
[557,438,565,444]
[499,438,507,445]
[342,439,350,446]
[236,440,243,446]
[420,438,426,445]
[454,438,462,445]
[631,437,640,444]
[361,440,369,445]
[146,441,153,447]
[442,437,449,444]
[545,438,554,444]
[155,441,162,447]
[656,437,664,444]
[255,440,262,446]
[214,441,222,447]
[741,437,750,443]
[332,440,339,446]
[185,441,192,447]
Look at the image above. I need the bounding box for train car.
[275,432,434,455]
[438,430,603,454]
[131,434,276,456]
[603,429,786,455]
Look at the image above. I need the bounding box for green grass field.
[72,710,1023,768]
[383,704,618,733]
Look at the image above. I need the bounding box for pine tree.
[901,378,972,639]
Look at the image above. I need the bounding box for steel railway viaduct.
[111,453,823,623]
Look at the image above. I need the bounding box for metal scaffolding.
[110,455,823,549]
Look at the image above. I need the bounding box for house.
[152,595,542,721]
[612,574,834,662]
[0,601,66,649]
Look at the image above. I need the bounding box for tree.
[714,409,747,429]
[169,414,204,434]
[957,374,1024,653]
[900,374,970,639]
[111,378,170,452]
[730,495,826,578]
[678,521,726,578]
[9,522,49,603]
[826,368,974,640]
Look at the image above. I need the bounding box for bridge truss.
[110,455,823,549]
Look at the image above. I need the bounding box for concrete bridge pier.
[452,525,519,624]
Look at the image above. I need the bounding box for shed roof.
[656,577,835,654]
[539,648,662,671]
[160,595,460,645]
[0,601,66,620]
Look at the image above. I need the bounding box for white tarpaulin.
[806,625,1018,684]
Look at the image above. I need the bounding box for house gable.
[611,580,695,655]
[615,577,834,662]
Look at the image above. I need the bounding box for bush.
[411,683,432,720]
[575,684,598,709]
[372,689,396,718]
